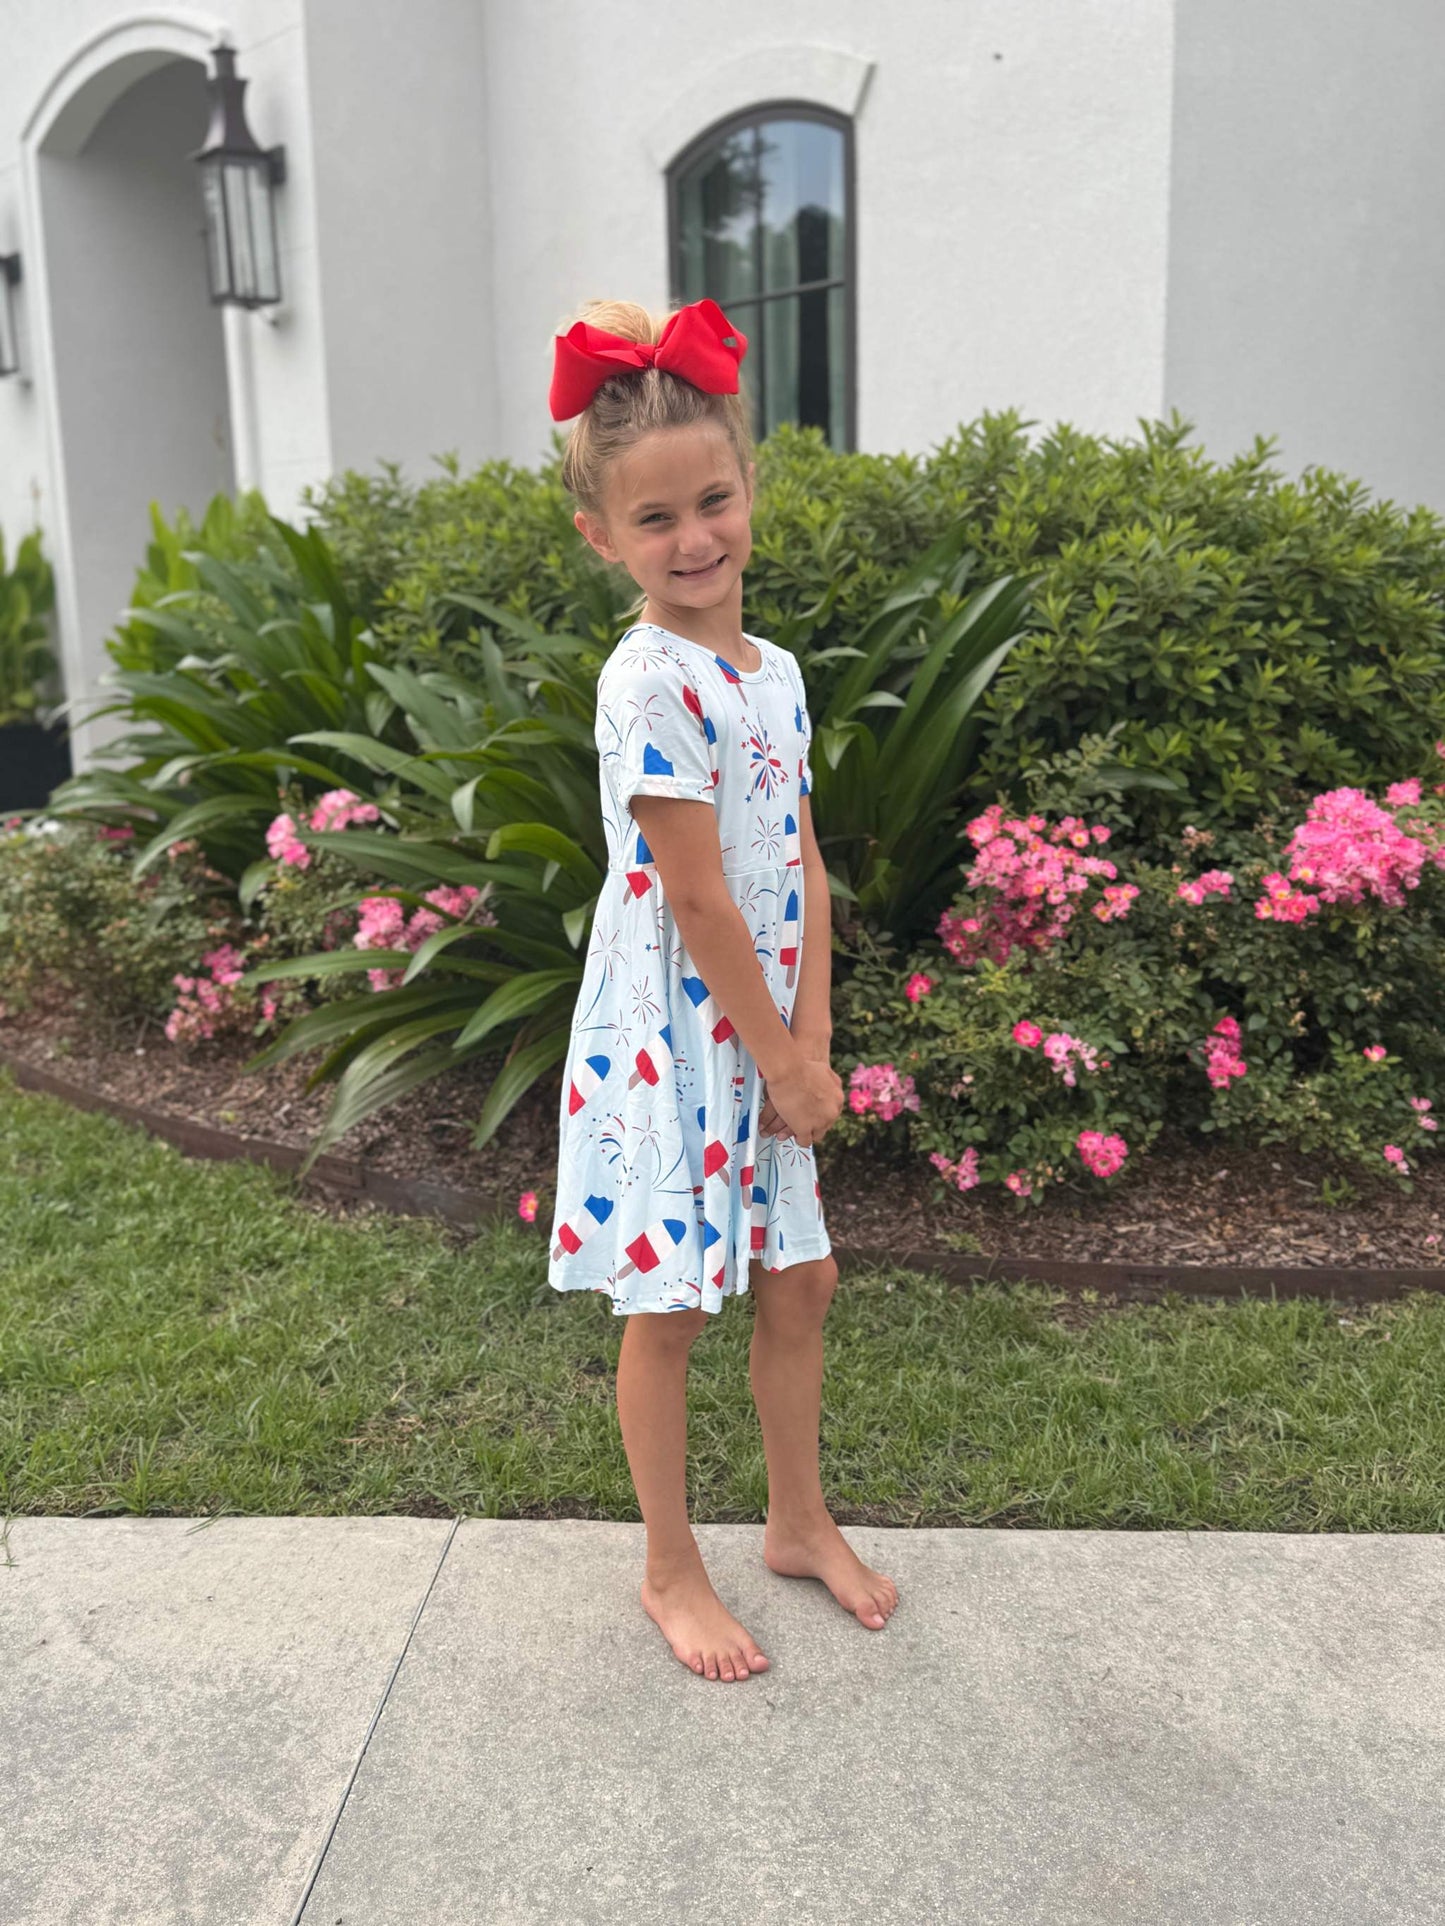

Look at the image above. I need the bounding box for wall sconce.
[0,255,21,377]
[191,43,286,309]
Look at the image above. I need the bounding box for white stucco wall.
[477,0,1175,465]
[4,0,1444,775]
[1165,0,1445,511]
[303,0,497,482]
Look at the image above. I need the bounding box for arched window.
[668,103,854,451]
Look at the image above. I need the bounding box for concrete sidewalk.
[4,1517,1443,1925]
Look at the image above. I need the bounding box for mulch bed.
[1,992,1439,1277]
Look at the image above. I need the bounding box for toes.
[704,1653,719,1680]
[746,1648,770,1672]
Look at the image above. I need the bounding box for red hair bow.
[549,296,749,421]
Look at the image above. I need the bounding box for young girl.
[545,295,899,1683]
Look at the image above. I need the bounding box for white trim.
[642,41,876,173]
[18,9,235,769]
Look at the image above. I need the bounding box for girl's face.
[577,425,755,617]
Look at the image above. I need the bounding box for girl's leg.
[615,1306,770,1681]
[748,1253,900,1630]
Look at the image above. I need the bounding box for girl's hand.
[759,1036,837,1145]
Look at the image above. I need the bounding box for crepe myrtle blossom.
[929,1147,981,1192]
[848,1061,921,1121]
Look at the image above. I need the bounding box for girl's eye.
[642,493,728,525]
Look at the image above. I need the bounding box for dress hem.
[548,1232,834,1316]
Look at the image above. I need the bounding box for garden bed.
[1,991,1439,1276]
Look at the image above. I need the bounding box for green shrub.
[829,750,1445,1198]
[0,819,236,1030]
[0,526,57,727]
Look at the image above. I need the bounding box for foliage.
[0,819,237,1032]
[0,526,58,727]
[235,624,608,1164]
[830,764,1445,1199]
[44,515,409,880]
[928,412,1445,853]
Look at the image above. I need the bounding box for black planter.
[0,720,74,812]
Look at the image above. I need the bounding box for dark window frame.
[666,98,856,454]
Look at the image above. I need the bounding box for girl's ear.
[575,508,618,565]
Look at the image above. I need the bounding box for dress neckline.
[628,621,768,683]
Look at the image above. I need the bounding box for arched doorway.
[23,27,237,770]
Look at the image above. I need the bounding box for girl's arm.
[787,796,833,1054]
[629,795,803,1083]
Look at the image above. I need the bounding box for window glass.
[673,114,849,449]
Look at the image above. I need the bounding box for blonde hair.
[555,298,756,541]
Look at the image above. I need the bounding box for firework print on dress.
[548,622,831,1316]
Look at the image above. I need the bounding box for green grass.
[3,1067,1443,1528]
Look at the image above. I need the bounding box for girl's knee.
[625,1304,710,1343]
[752,1252,838,1325]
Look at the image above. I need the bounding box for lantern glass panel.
[0,276,17,376]
[199,165,230,300]
[246,165,279,302]
[223,161,256,301]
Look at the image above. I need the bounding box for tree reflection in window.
[671,110,852,450]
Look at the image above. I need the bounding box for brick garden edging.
[4,1044,1443,1305]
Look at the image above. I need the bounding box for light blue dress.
[548,621,832,1316]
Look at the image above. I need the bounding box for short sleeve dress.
[547,620,832,1316]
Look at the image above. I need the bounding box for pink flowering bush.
[355,884,489,991]
[831,774,1445,1199]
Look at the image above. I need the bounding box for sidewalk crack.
[289,1516,460,1923]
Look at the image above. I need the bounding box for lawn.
[2,1069,1442,1530]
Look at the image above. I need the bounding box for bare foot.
[763,1512,899,1629]
[640,1562,771,1681]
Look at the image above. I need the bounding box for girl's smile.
[674,555,726,578]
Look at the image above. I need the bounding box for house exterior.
[1,0,1442,771]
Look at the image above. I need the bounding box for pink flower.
[517,1190,538,1223]
[1385,777,1422,808]
[905,972,934,1001]
[1004,1169,1033,1197]
[928,1147,981,1192]
[937,804,1125,969]
[98,823,136,843]
[265,812,310,869]
[1177,869,1235,906]
[847,1061,922,1122]
[1012,1019,1043,1048]
[1203,1015,1248,1089]
[1041,1030,1102,1087]
[1363,1044,1387,1062]
[309,788,381,834]
[354,885,491,989]
[1077,1128,1129,1178]
[1383,1144,1409,1172]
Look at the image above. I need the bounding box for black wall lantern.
[0,254,21,377]
[191,42,286,309]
